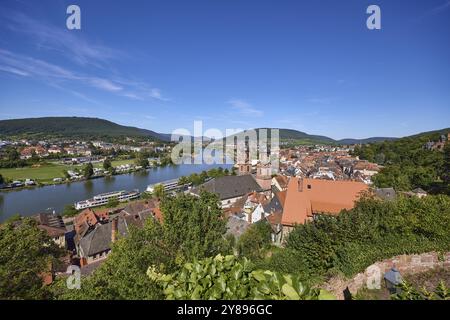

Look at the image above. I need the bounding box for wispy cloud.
[149,88,170,101]
[227,99,263,117]
[89,78,123,92]
[0,10,169,102]
[429,0,450,15]
[2,11,122,68]
[416,0,450,21]
[0,48,169,102]
[0,65,29,76]
[307,97,331,104]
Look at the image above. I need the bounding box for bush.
[147,254,334,300]
[269,195,450,280]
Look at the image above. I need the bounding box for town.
[2,128,448,301]
[0,137,174,189]
[1,0,449,307]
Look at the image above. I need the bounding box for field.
[0,159,136,184]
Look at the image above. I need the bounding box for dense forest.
[352,129,450,194]
[0,117,167,141]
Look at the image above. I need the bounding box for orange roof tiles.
[282,178,368,226]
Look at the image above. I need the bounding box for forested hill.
[225,128,396,145]
[352,127,450,194]
[0,117,168,141]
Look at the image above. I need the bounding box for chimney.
[111,218,118,243]
[298,178,303,192]
[80,257,87,267]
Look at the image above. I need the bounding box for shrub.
[147,254,334,300]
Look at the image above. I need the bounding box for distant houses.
[423,133,449,151]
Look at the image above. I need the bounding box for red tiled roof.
[282,178,368,226]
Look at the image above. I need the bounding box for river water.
[0,163,232,222]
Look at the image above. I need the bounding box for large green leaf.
[281,283,300,300]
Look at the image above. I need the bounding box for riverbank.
[0,158,164,190]
[0,162,232,222]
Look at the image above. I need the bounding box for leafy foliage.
[178,167,229,187]
[160,191,227,262]
[392,281,449,300]
[54,191,228,299]
[82,163,94,179]
[147,254,334,300]
[103,158,112,171]
[134,152,149,168]
[264,195,450,280]
[0,218,64,299]
[237,220,272,259]
[53,220,175,300]
[352,130,449,193]
[106,197,120,208]
[62,204,78,217]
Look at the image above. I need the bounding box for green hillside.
[0,117,167,141]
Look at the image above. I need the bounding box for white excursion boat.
[75,190,140,210]
[146,179,190,194]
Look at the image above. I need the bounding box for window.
[307,184,311,189]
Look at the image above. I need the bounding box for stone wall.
[323,251,450,300]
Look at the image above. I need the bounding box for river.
[0,162,232,222]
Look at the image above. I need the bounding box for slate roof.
[121,200,157,216]
[33,212,66,237]
[79,219,127,257]
[226,216,250,238]
[78,205,158,257]
[34,212,66,229]
[374,187,396,201]
[191,175,263,200]
[263,191,286,214]
[80,259,106,276]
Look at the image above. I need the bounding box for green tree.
[178,175,189,186]
[53,219,176,300]
[238,220,272,259]
[135,154,149,168]
[0,218,63,299]
[83,162,94,179]
[7,148,20,162]
[443,143,450,186]
[62,169,71,180]
[106,197,120,208]
[153,184,165,199]
[265,194,450,279]
[62,204,78,217]
[160,191,227,261]
[103,158,113,171]
[31,150,39,162]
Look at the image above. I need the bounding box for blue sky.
[0,0,449,139]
